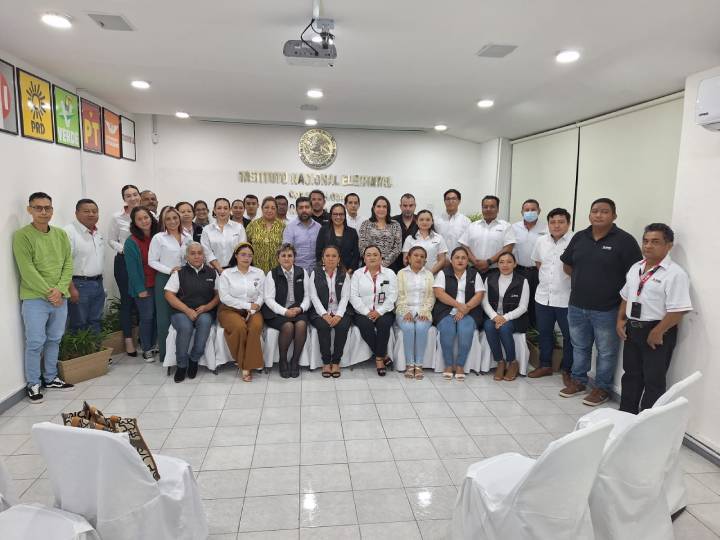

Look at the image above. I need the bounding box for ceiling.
[2,0,719,142]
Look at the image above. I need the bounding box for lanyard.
[327,271,336,310]
[636,261,661,297]
[366,268,380,310]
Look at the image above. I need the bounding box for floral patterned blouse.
[245,219,286,273]
[358,219,402,267]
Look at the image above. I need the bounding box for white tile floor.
[1,354,719,539]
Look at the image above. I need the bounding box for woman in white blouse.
[350,245,398,376]
[201,197,247,273]
[401,210,448,274]
[109,184,143,356]
[149,207,191,364]
[262,244,311,379]
[396,246,435,380]
[482,252,530,382]
[217,242,265,382]
[310,245,353,378]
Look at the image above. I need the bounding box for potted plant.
[58,328,113,384]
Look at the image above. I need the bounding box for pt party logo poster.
[17,68,54,142]
[53,86,80,148]
[81,98,102,153]
[103,108,121,158]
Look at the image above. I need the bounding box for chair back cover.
[0,503,100,540]
[0,457,19,511]
[655,370,702,407]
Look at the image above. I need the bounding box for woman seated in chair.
[309,245,353,378]
[396,246,435,380]
[164,242,219,383]
[433,246,485,380]
[217,242,265,382]
[262,243,311,378]
[481,252,529,382]
[350,245,397,376]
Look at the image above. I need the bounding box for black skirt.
[264,312,309,330]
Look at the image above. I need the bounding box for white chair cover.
[393,325,437,371]
[0,503,100,540]
[589,398,689,540]
[433,329,484,374]
[213,320,239,369]
[163,323,218,369]
[452,421,613,540]
[31,422,208,540]
[479,332,530,375]
[306,325,375,370]
[0,457,18,511]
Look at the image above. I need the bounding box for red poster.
[81,98,102,153]
[103,108,121,158]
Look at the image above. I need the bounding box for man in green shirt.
[12,192,75,403]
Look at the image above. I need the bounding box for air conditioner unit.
[696,75,720,131]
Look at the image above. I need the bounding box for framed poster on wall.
[16,68,54,142]
[80,98,102,153]
[52,85,80,149]
[0,58,18,135]
[121,116,136,161]
[103,108,121,158]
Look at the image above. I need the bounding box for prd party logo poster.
[103,108,121,158]
[53,85,80,148]
[17,68,54,142]
[81,98,102,153]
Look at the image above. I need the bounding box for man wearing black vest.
[164,242,219,382]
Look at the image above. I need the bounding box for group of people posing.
[14,185,691,418]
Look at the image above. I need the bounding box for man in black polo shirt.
[310,189,330,225]
[391,193,418,271]
[559,198,641,406]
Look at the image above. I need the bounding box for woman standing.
[245,197,286,273]
[402,210,448,274]
[358,196,402,268]
[350,245,397,376]
[396,246,435,380]
[109,184,143,356]
[201,198,247,273]
[149,207,191,364]
[315,203,360,272]
[176,201,204,242]
[193,200,211,227]
[482,252,530,381]
[262,244,310,378]
[124,207,159,361]
[433,247,485,380]
[231,199,245,223]
[310,245,353,378]
[217,243,265,382]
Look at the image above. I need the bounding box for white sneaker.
[143,351,155,362]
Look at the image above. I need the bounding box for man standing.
[64,199,106,334]
[243,195,259,227]
[617,223,692,414]
[344,193,363,230]
[391,193,418,271]
[310,189,330,225]
[140,190,159,215]
[559,198,642,406]
[528,208,573,382]
[282,196,321,273]
[459,195,515,276]
[435,189,471,253]
[275,195,290,224]
[512,199,547,327]
[13,192,74,403]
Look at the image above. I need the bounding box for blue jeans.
[68,278,106,334]
[397,317,432,365]
[568,305,620,391]
[134,289,156,352]
[535,302,573,372]
[22,298,68,386]
[437,315,476,367]
[483,318,516,362]
[171,311,215,368]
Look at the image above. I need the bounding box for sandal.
[455,370,466,381]
[414,367,424,380]
[242,370,252,383]
[405,365,416,379]
[443,371,453,381]
[331,364,341,378]
[322,365,332,378]
[383,357,394,371]
[376,359,387,377]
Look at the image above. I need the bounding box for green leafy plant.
[526,327,564,349]
[467,212,483,223]
[101,297,122,334]
[59,329,110,361]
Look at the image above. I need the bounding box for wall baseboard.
[683,434,720,467]
[0,386,26,415]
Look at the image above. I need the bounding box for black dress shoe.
[279,359,290,378]
[187,361,199,379]
[126,351,137,357]
[174,367,187,383]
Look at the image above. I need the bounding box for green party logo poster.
[53,85,80,148]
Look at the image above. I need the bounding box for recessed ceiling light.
[434,124,448,132]
[41,13,72,29]
[131,80,150,90]
[307,89,324,99]
[556,50,581,64]
[175,111,190,119]
[305,119,318,126]
[477,99,494,108]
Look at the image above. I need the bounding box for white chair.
[0,457,18,511]
[452,421,613,540]
[392,324,437,372]
[32,422,208,540]
[163,322,218,370]
[576,371,702,515]
[479,332,530,376]
[433,329,484,374]
[0,504,100,540]
[305,325,381,370]
[589,398,689,540]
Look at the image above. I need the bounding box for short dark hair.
[547,208,571,223]
[369,196,391,222]
[443,189,461,201]
[407,245,427,259]
[275,195,288,203]
[276,242,296,258]
[344,193,360,204]
[231,199,244,206]
[243,194,258,203]
[482,195,500,207]
[521,198,540,209]
[129,206,159,240]
[296,196,311,207]
[590,197,616,214]
[362,244,383,258]
[644,223,674,243]
[310,189,325,200]
[450,246,469,258]
[121,184,139,198]
[175,201,194,214]
[400,193,415,201]
[413,209,436,239]
[29,192,52,204]
[75,198,97,211]
[193,199,208,210]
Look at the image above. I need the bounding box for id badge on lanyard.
[632,261,660,319]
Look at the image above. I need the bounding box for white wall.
[669,66,720,453]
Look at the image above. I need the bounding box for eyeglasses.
[30,205,53,213]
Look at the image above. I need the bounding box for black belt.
[519,265,537,272]
[628,319,659,329]
[72,275,103,281]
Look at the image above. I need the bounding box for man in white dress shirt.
[435,189,471,254]
[512,199,547,327]
[344,193,363,230]
[459,195,515,277]
[64,199,106,333]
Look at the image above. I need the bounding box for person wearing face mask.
[512,199,547,328]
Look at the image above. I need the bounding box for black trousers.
[518,265,539,328]
[619,321,678,414]
[311,315,351,364]
[353,312,395,358]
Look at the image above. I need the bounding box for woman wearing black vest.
[164,242,219,382]
[262,243,311,378]
[433,246,485,380]
[315,203,361,272]
[310,245,353,378]
[482,252,530,381]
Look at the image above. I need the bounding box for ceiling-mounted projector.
[283,17,337,67]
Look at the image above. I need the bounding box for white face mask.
[523,211,539,223]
